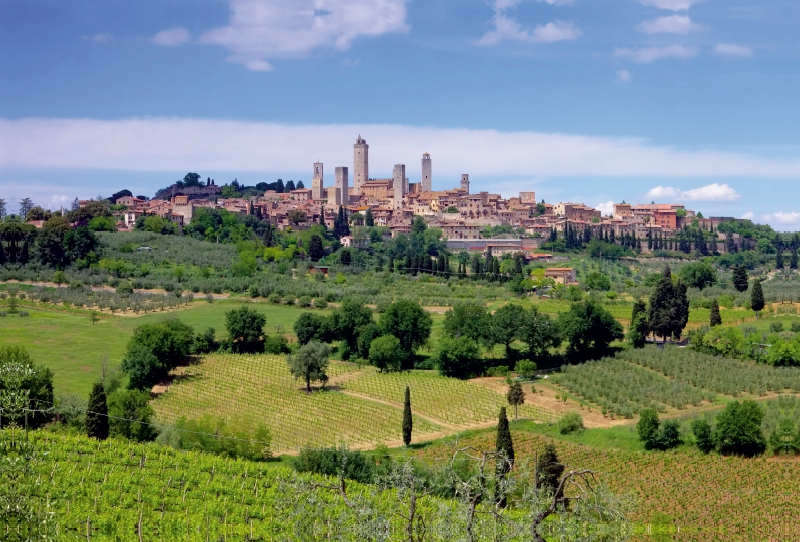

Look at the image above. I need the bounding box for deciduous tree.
[288,341,330,392]
[225,306,266,353]
[558,298,623,361]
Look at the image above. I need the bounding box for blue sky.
[2,0,800,228]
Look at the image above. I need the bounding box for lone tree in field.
[732,264,749,292]
[225,306,266,353]
[750,279,765,318]
[288,341,330,393]
[506,381,525,422]
[709,298,722,327]
[86,382,109,441]
[402,386,413,446]
[494,407,515,507]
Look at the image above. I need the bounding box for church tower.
[312,162,324,201]
[421,153,432,192]
[460,174,470,194]
[353,135,369,192]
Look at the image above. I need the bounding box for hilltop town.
[89,135,746,256]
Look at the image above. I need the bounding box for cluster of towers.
[310,136,469,207]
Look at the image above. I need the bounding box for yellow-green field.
[152,353,439,451]
[0,300,328,396]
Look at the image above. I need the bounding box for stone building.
[353,135,369,192]
[312,162,324,201]
[421,153,432,192]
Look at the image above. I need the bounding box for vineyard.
[21,431,635,541]
[342,368,558,426]
[152,354,560,452]
[551,345,800,418]
[413,429,800,541]
[151,354,440,452]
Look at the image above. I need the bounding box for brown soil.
[469,376,631,429]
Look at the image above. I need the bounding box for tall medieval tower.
[393,164,406,210]
[335,167,349,206]
[421,153,432,192]
[312,162,324,201]
[460,174,470,194]
[353,135,369,192]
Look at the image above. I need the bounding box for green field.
[0,300,328,397]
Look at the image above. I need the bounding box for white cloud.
[7,118,800,182]
[614,44,698,63]
[49,195,72,208]
[92,33,114,44]
[476,0,581,45]
[151,27,191,47]
[741,212,755,220]
[617,69,632,82]
[763,212,800,225]
[596,201,615,216]
[714,44,754,57]
[540,0,574,5]
[637,15,697,34]
[646,183,740,202]
[199,0,409,71]
[477,18,581,45]
[637,0,697,11]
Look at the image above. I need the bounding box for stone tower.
[335,167,349,206]
[421,153,432,192]
[393,164,406,210]
[353,135,369,193]
[460,174,470,194]
[312,162,324,201]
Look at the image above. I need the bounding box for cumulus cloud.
[741,212,755,220]
[614,44,698,63]
[6,118,800,182]
[92,33,114,44]
[763,212,800,225]
[617,69,632,82]
[637,15,697,34]
[476,0,581,45]
[637,0,697,10]
[596,201,615,216]
[714,44,754,57]
[151,27,191,46]
[646,183,740,202]
[199,0,409,71]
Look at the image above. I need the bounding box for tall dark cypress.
[791,248,798,270]
[710,298,722,327]
[536,443,565,496]
[751,279,765,318]
[402,386,413,446]
[494,407,514,507]
[86,382,109,441]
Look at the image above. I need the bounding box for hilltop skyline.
[3,0,800,228]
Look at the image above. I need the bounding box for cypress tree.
[647,229,653,250]
[402,386,413,446]
[536,443,565,497]
[495,407,514,507]
[628,298,649,348]
[710,298,722,327]
[776,249,784,270]
[751,279,765,318]
[319,206,325,227]
[732,265,749,293]
[365,207,375,227]
[792,247,798,270]
[86,382,109,441]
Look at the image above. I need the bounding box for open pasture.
[0,300,326,397]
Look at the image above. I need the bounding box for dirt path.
[470,376,630,429]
